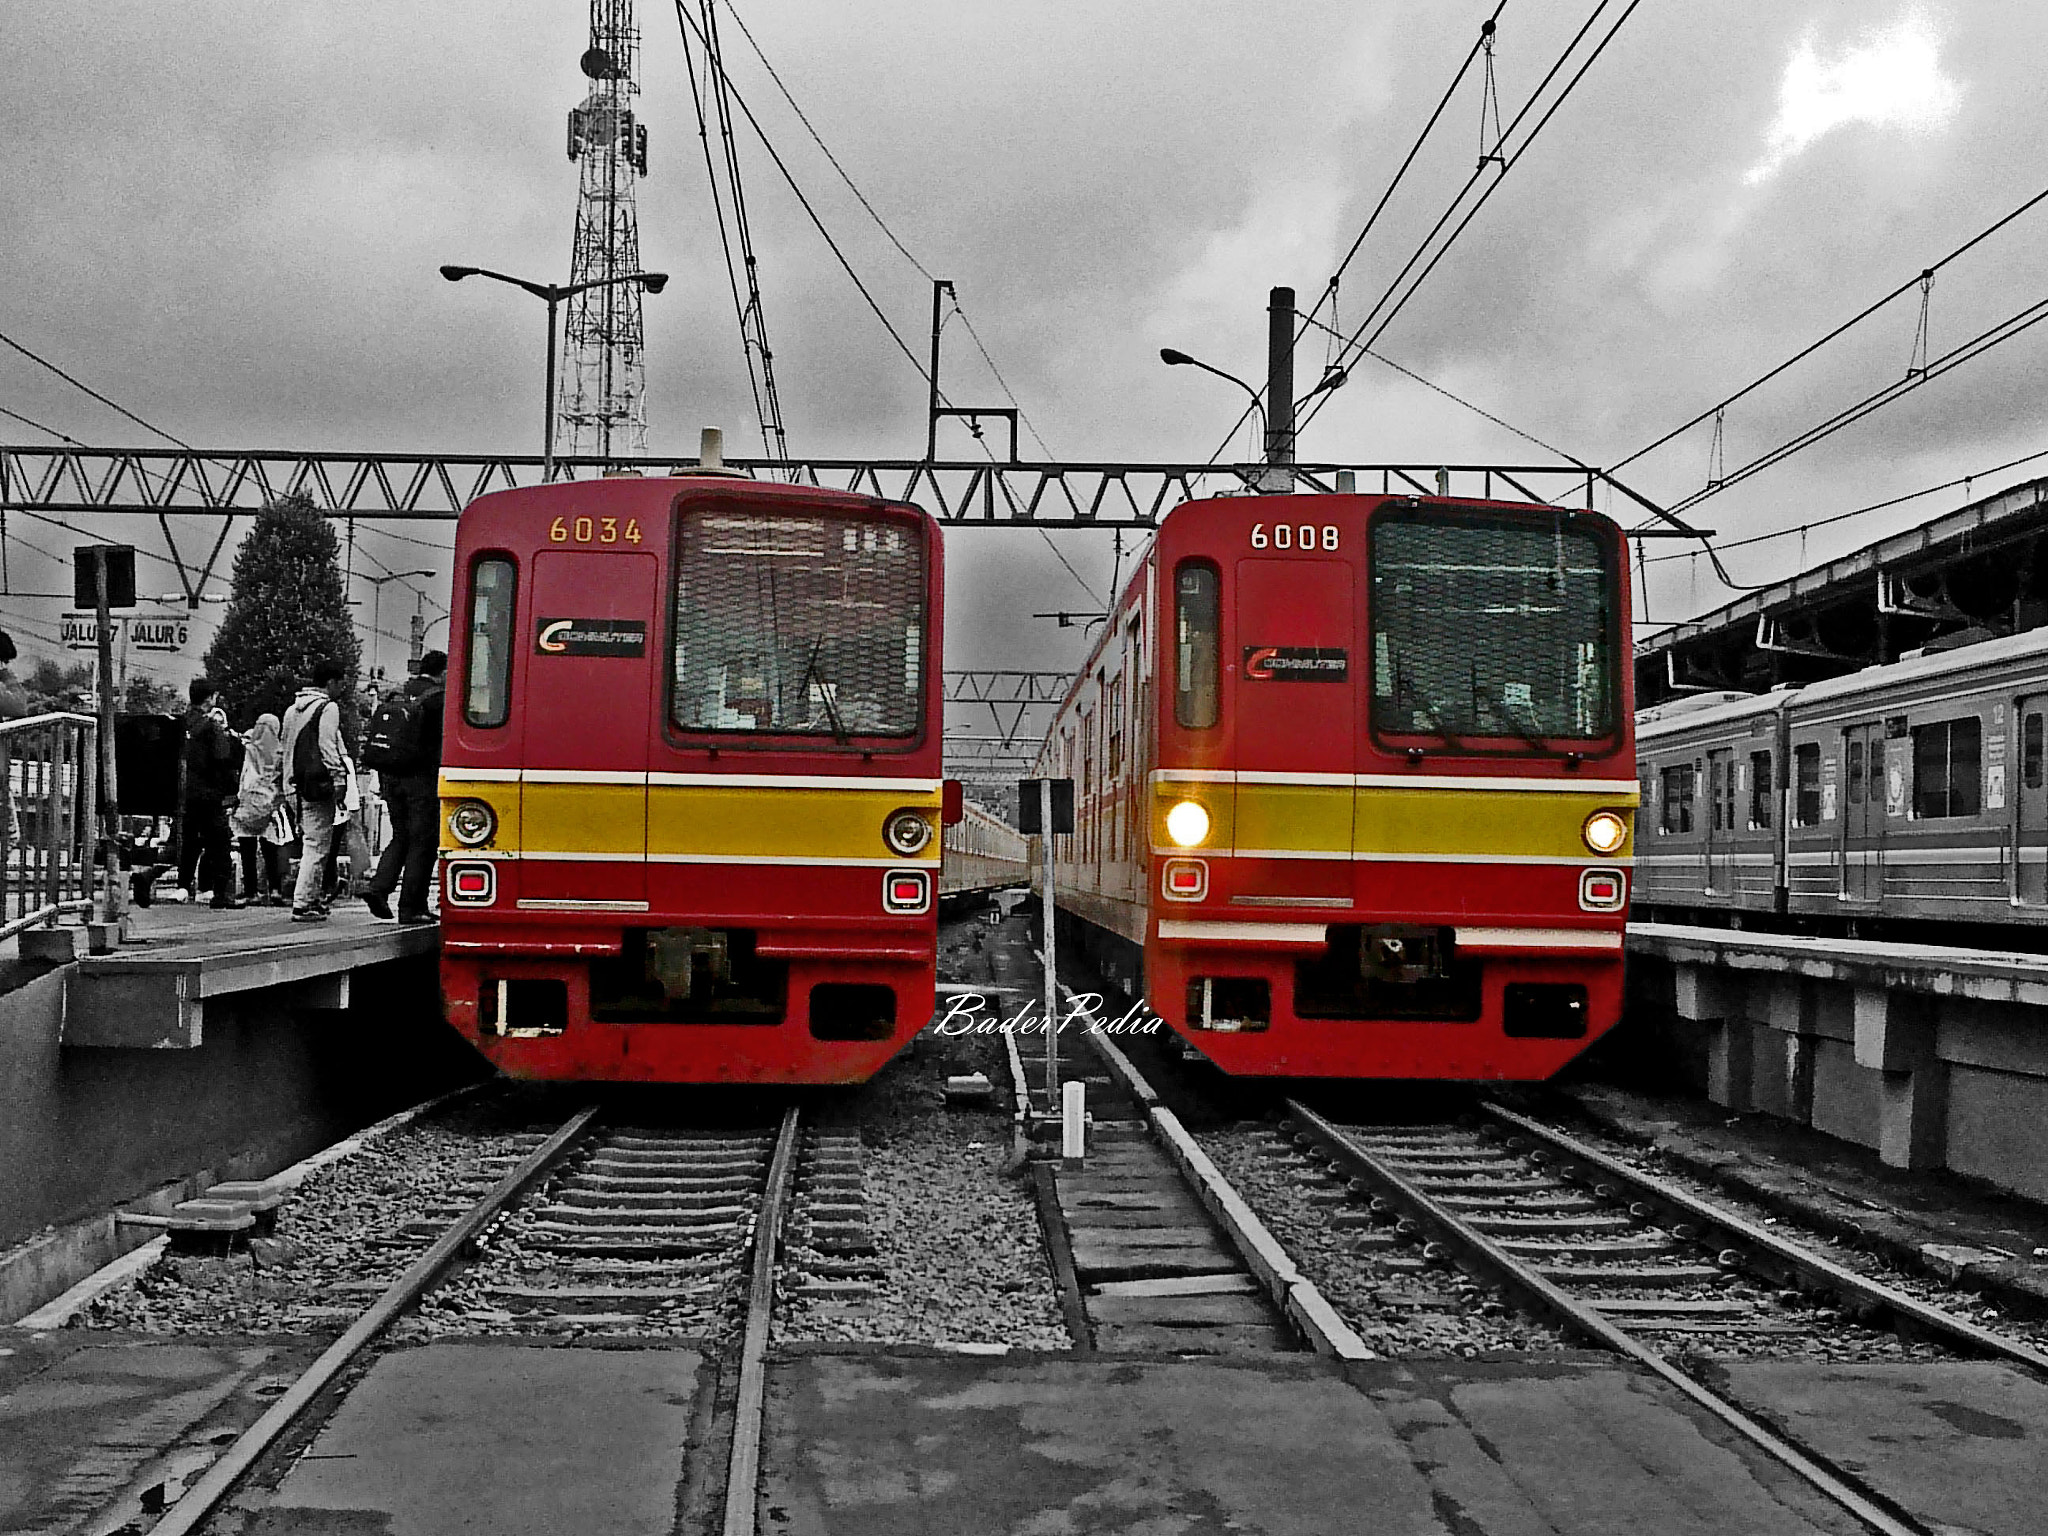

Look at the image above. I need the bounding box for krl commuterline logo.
[931,991,1165,1036]
[535,618,648,657]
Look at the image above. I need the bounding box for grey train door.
[2019,698,2048,906]
[1842,722,1884,902]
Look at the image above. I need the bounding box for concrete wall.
[0,953,483,1253]
[1626,929,2048,1203]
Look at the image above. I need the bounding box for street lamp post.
[1160,344,1346,488]
[439,264,669,482]
[360,570,435,682]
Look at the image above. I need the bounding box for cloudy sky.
[5,1,2045,732]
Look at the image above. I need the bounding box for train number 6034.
[1251,523,1340,551]
[549,515,644,545]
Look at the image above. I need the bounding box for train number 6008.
[1250,523,1339,551]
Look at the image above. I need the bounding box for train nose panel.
[518,550,657,904]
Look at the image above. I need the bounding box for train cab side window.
[1659,764,1694,834]
[1174,562,1221,729]
[1912,716,1982,819]
[463,556,518,728]
[2026,713,2044,791]
[1794,743,1821,826]
[1749,751,1773,830]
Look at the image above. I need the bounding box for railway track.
[138,1103,810,1536]
[1281,1096,2048,1536]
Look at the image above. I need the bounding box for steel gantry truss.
[942,670,1070,785]
[0,448,1696,530]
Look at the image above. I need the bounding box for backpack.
[361,690,424,771]
[291,700,337,803]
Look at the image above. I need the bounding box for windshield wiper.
[1388,651,1460,752]
[798,634,850,745]
[1488,681,1551,753]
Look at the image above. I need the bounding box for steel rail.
[720,1104,803,1536]
[147,1103,603,1536]
[1285,1099,1931,1536]
[1480,1101,2048,1374]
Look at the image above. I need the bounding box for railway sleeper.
[537,1204,750,1226]
[1493,1234,1681,1261]
[1463,1212,1637,1234]
[1536,1262,1725,1286]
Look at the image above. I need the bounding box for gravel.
[1203,1126,1571,1357]
[775,919,1069,1350]
[76,1096,546,1335]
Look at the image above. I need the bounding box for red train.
[436,473,954,1083]
[1040,490,1636,1078]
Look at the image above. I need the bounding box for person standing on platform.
[280,659,349,923]
[0,631,30,721]
[180,678,241,908]
[361,649,445,924]
[230,711,288,903]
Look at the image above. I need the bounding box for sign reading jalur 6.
[61,610,193,654]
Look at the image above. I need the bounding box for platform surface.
[64,904,438,1048]
[246,1342,703,1536]
[0,1331,323,1535]
[763,1351,1862,1535]
[1629,919,2048,1002]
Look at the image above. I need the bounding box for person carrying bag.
[280,658,350,922]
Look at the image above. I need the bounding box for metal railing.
[0,712,99,942]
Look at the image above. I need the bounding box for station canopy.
[1635,475,2048,710]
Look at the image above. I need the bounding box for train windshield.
[670,508,926,739]
[1369,508,1617,748]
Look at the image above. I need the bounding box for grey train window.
[1174,562,1220,729]
[1912,716,1982,819]
[1659,764,1694,834]
[2026,712,2044,791]
[1749,750,1773,829]
[1794,743,1822,826]
[1846,737,1864,805]
[464,556,517,728]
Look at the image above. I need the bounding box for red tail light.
[1161,858,1208,902]
[1579,868,1626,911]
[447,861,497,907]
[882,869,931,914]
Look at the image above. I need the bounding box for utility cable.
[1298,0,1645,442]
[1615,182,2048,475]
[1643,445,2048,565]
[671,2,930,382]
[0,328,198,452]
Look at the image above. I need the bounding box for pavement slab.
[243,1342,702,1536]
[761,1352,1864,1535]
[0,1331,320,1536]
[1712,1359,2048,1536]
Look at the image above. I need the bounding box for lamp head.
[1159,348,1194,367]
[439,265,474,282]
[639,272,670,294]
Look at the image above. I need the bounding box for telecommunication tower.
[561,0,652,458]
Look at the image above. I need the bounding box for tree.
[121,674,186,715]
[202,493,360,728]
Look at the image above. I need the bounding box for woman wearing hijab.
[230,712,289,903]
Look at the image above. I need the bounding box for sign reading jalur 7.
[62,610,192,653]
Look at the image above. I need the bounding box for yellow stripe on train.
[1150,780,1636,861]
[439,774,941,862]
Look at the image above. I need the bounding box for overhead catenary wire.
[1296,0,1647,444]
[1643,444,2048,567]
[1614,181,2048,477]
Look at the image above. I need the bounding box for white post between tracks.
[1061,1078,1086,1166]
[1041,776,1059,1114]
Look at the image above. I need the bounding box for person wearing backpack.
[280,658,351,922]
[361,649,445,924]
[179,678,242,908]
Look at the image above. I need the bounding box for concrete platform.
[65,905,439,1049]
[243,1342,703,1536]
[1710,1360,2048,1536]
[0,1330,324,1535]
[762,1351,1862,1534]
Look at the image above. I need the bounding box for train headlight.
[1582,809,1629,856]
[1165,800,1212,848]
[448,800,497,847]
[883,808,934,856]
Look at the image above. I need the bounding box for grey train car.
[1635,628,2048,942]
